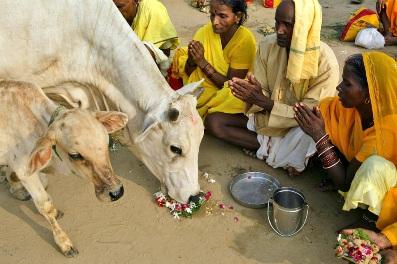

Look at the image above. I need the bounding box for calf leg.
[5,170,49,201]
[19,173,78,257]
[7,171,31,201]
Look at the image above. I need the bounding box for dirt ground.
[1,0,397,263]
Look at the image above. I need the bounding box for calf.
[0,80,129,257]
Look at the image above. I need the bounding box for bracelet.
[321,152,338,166]
[316,138,331,151]
[320,148,339,168]
[202,63,215,78]
[318,146,334,158]
[323,159,340,170]
[315,133,328,145]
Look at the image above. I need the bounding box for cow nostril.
[188,194,201,204]
[109,185,124,202]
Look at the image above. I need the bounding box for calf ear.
[28,136,54,175]
[95,111,129,134]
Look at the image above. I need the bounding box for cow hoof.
[56,210,64,220]
[10,188,31,201]
[64,247,79,258]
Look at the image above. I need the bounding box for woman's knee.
[204,113,227,138]
[361,155,396,171]
[355,155,397,186]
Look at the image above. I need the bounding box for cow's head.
[132,83,204,203]
[28,109,128,202]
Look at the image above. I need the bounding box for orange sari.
[385,0,397,36]
[377,188,397,247]
[319,52,397,165]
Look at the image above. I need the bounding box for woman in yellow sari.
[171,0,256,124]
[377,0,397,45]
[294,52,397,216]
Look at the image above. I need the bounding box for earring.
[364,97,370,104]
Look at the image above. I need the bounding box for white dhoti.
[247,115,317,172]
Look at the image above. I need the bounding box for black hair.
[215,0,248,25]
[345,54,368,90]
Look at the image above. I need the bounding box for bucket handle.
[267,199,309,237]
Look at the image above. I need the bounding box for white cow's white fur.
[0,0,204,203]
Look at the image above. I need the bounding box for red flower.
[204,191,212,200]
[219,203,225,209]
[175,204,182,212]
[156,197,165,207]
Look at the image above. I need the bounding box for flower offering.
[335,229,382,264]
[154,191,212,219]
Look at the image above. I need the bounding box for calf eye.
[170,145,182,155]
[68,153,84,161]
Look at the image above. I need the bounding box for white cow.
[0,80,129,257]
[0,0,204,203]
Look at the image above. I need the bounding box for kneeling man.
[206,0,339,176]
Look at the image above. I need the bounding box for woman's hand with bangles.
[294,103,326,142]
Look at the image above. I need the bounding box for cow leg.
[7,171,31,201]
[19,173,78,257]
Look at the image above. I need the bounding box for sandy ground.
[1,0,397,263]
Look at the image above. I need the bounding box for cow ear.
[133,115,159,143]
[191,87,204,99]
[95,111,129,134]
[28,135,55,175]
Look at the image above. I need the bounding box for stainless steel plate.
[229,172,281,209]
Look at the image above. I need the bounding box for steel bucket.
[267,187,309,237]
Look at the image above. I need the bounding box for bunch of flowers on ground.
[154,191,211,219]
[335,229,382,264]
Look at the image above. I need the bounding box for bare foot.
[286,167,301,177]
[242,148,262,160]
[384,33,397,46]
[318,178,337,192]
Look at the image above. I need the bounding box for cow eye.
[68,153,84,161]
[170,145,182,155]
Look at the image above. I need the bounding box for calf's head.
[28,109,128,202]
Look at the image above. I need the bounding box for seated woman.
[171,0,256,118]
[294,52,397,216]
[377,0,397,46]
[113,0,179,56]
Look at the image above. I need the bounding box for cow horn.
[168,108,179,122]
[176,79,204,96]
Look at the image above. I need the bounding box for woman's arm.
[294,103,362,191]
